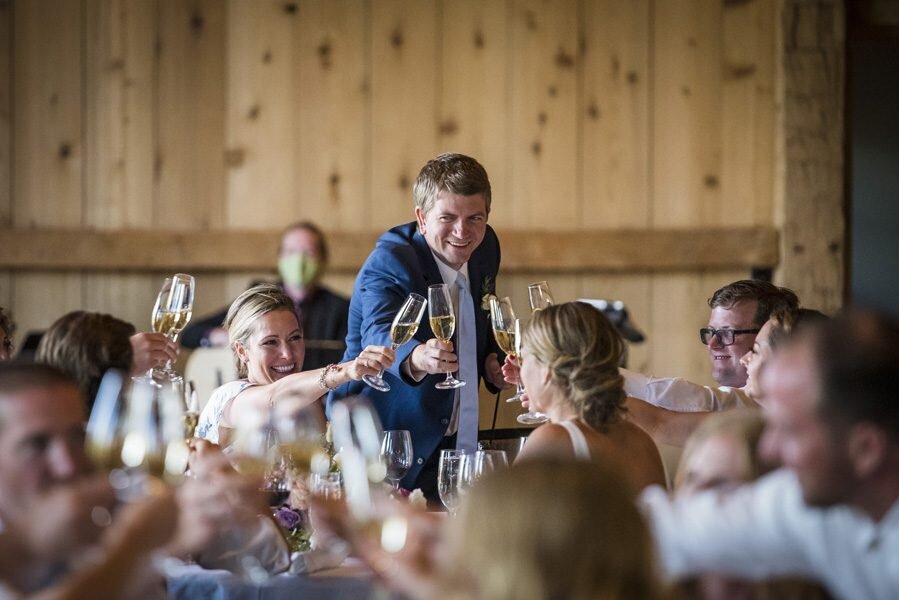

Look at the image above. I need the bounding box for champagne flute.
[330,397,386,519]
[528,280,555,312]
[153,274,195,381]
[362,293,427,392]
[438,449,466,516]
[428,284,465,389]
[182,380,200,442]
[489,297,524,402]
[380,430,413,493]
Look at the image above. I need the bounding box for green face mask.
[278,253,320,288]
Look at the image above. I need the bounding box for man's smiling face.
[415,190,488,270]
[706,299,759,387]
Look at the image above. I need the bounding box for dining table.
[166,557,393,600]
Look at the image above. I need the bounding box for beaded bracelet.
[319,363,339,391]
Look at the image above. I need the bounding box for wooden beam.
[0,226,778,273]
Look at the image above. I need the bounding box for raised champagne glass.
[428,283,465,389]
[489,297,524,402]
[362,293,427,392]
[527,280,555,312]
[153,273,195,381]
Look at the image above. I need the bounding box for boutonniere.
[480,276,496,311]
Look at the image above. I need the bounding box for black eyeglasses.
[699,327,760,346]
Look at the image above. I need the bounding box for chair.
[183,347,238,413]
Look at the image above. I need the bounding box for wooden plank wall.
[1,0,835,426]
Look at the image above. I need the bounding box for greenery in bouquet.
[273,506,312,553]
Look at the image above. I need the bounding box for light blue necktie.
[455,271,479,452]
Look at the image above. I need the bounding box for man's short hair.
[810,311,899,441]
[35,311,135,406]
[279,221,329,264]
[0,362,81,431]
[708,279,799,327]
[413,153,492,215]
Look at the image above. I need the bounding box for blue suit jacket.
[327,222,501,486]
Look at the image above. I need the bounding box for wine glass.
[438,449,466,516]
[380,430,413,493]
[273,392,330,504]
[182,380,200,442]
[153,274,195,381]
[489,297,524,402]
[428,284,465,389]
[362,293,427,392]
[330,396,386,518]
[528,280,555,312]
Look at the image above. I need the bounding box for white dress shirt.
[401,253,470,436]
[621,367,758,412]
[640,469,899,600]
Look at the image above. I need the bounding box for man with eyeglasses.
[622,280,799,413]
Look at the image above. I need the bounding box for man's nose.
[48,440,83,480]
[708,333,726,349]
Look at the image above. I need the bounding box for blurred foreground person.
[0,363,177,598]
[674,410,828,600]
[641,311,899,600]
[503,302,665,491]
[317,460,663,600]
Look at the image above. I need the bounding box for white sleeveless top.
[559,419,591,461]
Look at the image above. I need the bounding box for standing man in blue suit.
[328,153,507,503]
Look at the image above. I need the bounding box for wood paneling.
[2,0,843,389]
[370,0,438,229]
[0,226,779,272]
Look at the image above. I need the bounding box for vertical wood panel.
[225,0,295,230]
[721,0,777,226]
[652,0,723,227]
[581,0,651,228]
[370,0,438,229]
[505,0,579,229]
[13,0,84,335]
[438,0,509,212]
[295,0,369,231]
[156,0,226,231]
[83,0,159,327]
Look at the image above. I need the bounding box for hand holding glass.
[363,293,427,392]
[489,297,523,402]
[429,283,465,389]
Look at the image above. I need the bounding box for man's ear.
[847,422,887,478]
[414,207,426,234]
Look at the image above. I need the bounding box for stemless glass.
[363,293,427,392]
[380,430,413,493]
[153,273,195,381]
[428,283,465,389]
[528,280,555,312]
[437,449,466,516]
[489,297,524,402]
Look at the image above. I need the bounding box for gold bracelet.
[319,363,340,391]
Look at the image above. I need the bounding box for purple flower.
[274,507,303,530]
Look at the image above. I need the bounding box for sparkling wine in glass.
[438,449,466,516]
[490,297,524,402]
[153,273,195,381]
[528,280,555,313]
[380,430,413,492]
[182,380,200,442]
[86,369,128,473]
[362,293,427,392]
[428,284,465,390]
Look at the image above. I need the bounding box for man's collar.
[429,249,469,287]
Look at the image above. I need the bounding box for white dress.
[196,380,258,444]
[558,419,592,461]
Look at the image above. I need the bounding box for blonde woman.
[197,284,394,445]
[511,302,666,491]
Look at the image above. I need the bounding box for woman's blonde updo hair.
[225,283,297,377]
[523,302,626,429]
